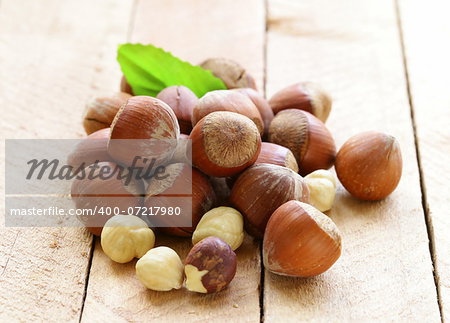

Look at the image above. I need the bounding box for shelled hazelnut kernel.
[200,57,257,90]
[83,92,131,135]
[335,131,402,200]
[101,215,155,263]
[108,96,180,167]
[143,163,216,237]
[192,207,244,250]
[185,237,237,293]
[233,88,274,138]
[157,85,198,134]
[136,247,184,291]
[255,142,299,172]
[263,201,342,277]
[304,169,336,212]
[192,90,264,135]
[190,111,261,177]
[269,109,336,176]
[230,163,310,238]
[67,128,113,174]
[269,82,332,123]
[71,161,144,236]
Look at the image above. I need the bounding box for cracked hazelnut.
[192,207,244,250]
[185,237,237,293]
[335,131,402,200]
[230,163,310,238]
[101,215,155,263]
[190,111,261,177]
[263,201,342,277]
[136,247,184,291]
[304,169,336,212]
[192,90,264,135]
[157,86,198,134]
[269,82,332,123]
[200,57,256,90]
[83,92,131,135]
[269,109,336,176]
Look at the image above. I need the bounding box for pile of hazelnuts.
[71,57,403,294]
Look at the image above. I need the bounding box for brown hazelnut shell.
[120,75,133,95]
[229,163,310,238]
[335,131,402,200]
[255,142,299,172]
[189,111,261,177]
[185,237,237,293]
[263,201,342,277]
[200,57,256,90]
[192,90,264,135]
[83,92,131,135]
[268,109,336,176]
[269,82,332,123]
[157,86,198,134]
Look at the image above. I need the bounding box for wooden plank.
[81,0,265,322]
[398,0,450,320]
[0,0,133,321]
[263,0,441,321]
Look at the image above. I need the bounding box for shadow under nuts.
[263,201,342,277]
[230,163,310,238]
[269,109,336,176]
[335,131,402,200]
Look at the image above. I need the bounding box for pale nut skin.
[304,169,336,212]
[101,215,155,263]
[263,201,342,277]
[192,207,244,250]
[136,247,184,291]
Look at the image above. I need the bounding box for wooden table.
[1,0,449,322]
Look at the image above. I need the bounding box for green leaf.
[117,43,226,97]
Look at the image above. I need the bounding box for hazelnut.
[157,86,198,134]
[143,163,216,237]
[304,169,336,212]
[83,92,131,135]
[101,215,155,263]
[192,90,264,135]
[230,163,310,238]
[269,82,332,123]
[185,237,237,293]
[263,201,342,277]
[255,142,299,172]
[200,57,256,90]
[232,88,274,138]
[189,111,261,177]
[108,96,180,167]
[335,131,402,200]
[136,247,184,291]
[268,109,336,176]
[71,161,144,236]
[67,128,113,174]
[192,207,244,250]
[120,75,133,95]
[170,133,191,164]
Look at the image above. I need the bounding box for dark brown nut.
[71,161,144,236]
[230,163,310,238]
[268,109,336,176]
[200,57,256,90]
[269,82,332,122]
[144,163,216,237]
[192,90,264,135]
[233,88,274,139]
[184,237,237,293]
[157,86,198,134]
[120,75,133,95]
[83,92,131,135]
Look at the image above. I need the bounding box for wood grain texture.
[0,0,132,321]
[81,0,265,322]
[398,0,450,320]
[264,0,441,321]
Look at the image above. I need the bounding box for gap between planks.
[393,0,443,320]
